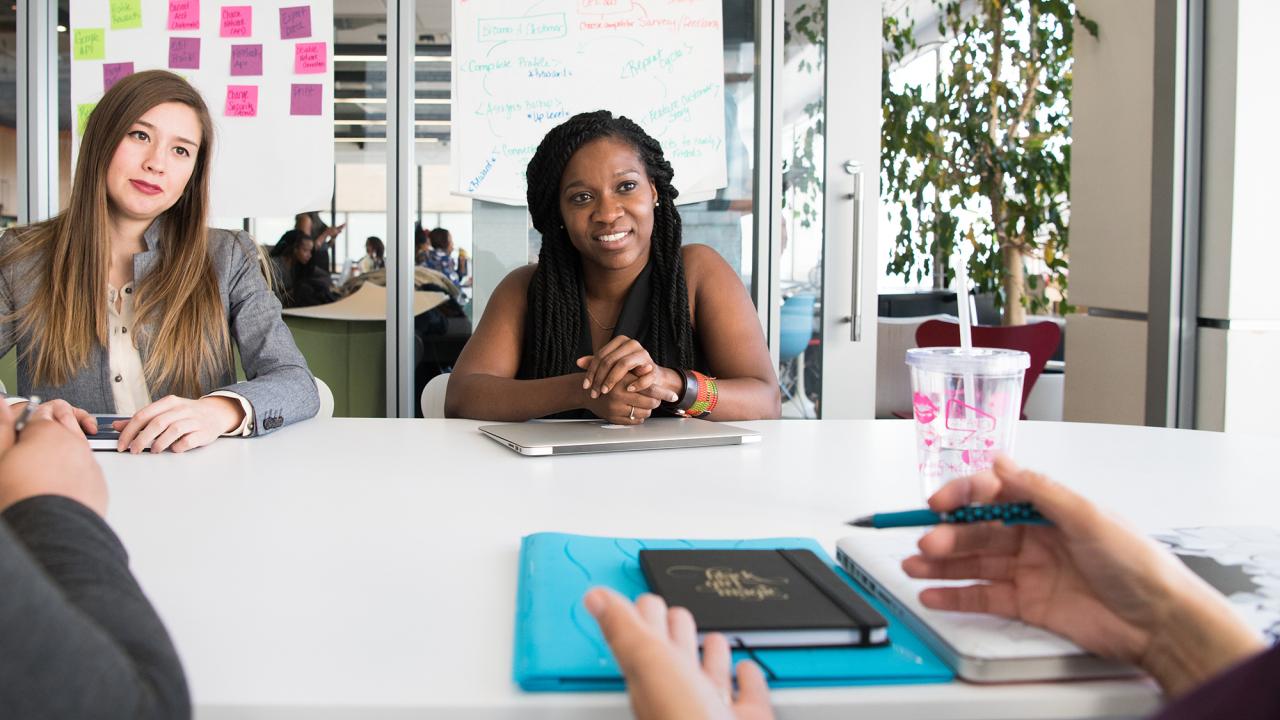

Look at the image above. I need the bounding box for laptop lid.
[479,417,761,456]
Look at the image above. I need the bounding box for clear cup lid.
[906,347,1030,375]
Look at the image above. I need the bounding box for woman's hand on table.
[903,454,1263,696]
[585,587,774,720]
[113,395,244,453]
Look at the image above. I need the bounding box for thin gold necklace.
[585,303,616,331]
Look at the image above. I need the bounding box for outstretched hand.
[585,587,774,720]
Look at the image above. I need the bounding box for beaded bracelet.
[684,370,719,417]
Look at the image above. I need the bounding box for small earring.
[654,199,660,208]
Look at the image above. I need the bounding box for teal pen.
[847,502,1050,528]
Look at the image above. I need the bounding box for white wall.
[1068,0,1155,315]
[1063,0,1156,425]
[1195,0,1280,433]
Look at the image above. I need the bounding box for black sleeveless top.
[516,262,706,418]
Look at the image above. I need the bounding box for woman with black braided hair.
[446,110,779,424]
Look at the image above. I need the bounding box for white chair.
[314,376,335,419]
[875,314,955,418]
[420,372,450,418]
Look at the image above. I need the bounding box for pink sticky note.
[290,83,323,116]
[220,5,252,37]
[230,44,263,76]
[168,0,200,30]
[279,6,312,39]
[225,85,259,117]
[169,37,201,69]
[294,41,327,74]
[103,62,134,92]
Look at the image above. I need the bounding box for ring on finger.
[628,405,636,420]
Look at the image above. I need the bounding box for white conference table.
[98,419,1276,719]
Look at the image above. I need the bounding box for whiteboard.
[450,0,727,206]
[69,1,335,219]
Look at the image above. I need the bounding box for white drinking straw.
[955,254,974,352]
[954,250,977,416]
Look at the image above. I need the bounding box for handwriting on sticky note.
[110,0,143,29]
[290,83,323,116]
[103,62,135,92]
[77,104,97,136]
[225,85,259,117]
[294,42,327,74]
[169,37,201,69]
[279,6,312,39]
[230,44,263,76]
[168,0,199,30]
[73,29,106,61]
[220,5,252,37]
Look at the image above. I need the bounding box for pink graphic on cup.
[944,394,997,444]
[912,392,938,424]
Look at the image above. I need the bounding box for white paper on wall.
[69,0,335,219]
[450,0,727,206]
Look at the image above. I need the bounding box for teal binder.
[513,532,954,691]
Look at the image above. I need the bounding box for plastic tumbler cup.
[906,347,1030,499]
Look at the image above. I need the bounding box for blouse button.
[124,287,132,294]
[122,326,127,334]
[114,375,123,383]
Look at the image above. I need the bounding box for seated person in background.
[0,401,190,717]
[414,222,429,266]
[0,70,317,452]
[423,227,466,287]
[588,455,1273,720]
[270,230,337,309]
[275,211,345,275]
[447,110,780,424]
[357,236,385,274]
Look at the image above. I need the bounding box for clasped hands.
[576,335,683,425]
[17,395,245,453]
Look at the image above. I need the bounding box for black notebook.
[639,548,888,648]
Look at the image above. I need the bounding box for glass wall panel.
[425,0,762,417]
[779,0,824,418]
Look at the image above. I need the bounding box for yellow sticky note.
[111,0,143,30]
[73,29,106,60]
[77,103,97,136]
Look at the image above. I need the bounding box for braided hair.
[524,110,695,379]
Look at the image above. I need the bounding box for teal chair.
[778,294,816,417]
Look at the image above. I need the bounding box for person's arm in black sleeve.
[0,494,190,719]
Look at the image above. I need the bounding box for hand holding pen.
[890,455,1261,696]
[12,395,40,433]
[6,397,96,438]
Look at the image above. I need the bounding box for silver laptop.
[835,533,1138,683]
[479,417,761,456]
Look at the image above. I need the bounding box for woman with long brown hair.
[0,70,318,453]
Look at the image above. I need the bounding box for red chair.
[914,319,1062,418]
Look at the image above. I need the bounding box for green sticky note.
[77,103,97,136]
[73,29,106,60]
[111,0,143,30]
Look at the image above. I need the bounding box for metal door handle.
[837,160,864,342]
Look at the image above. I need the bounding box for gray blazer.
[0,221,319,436]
